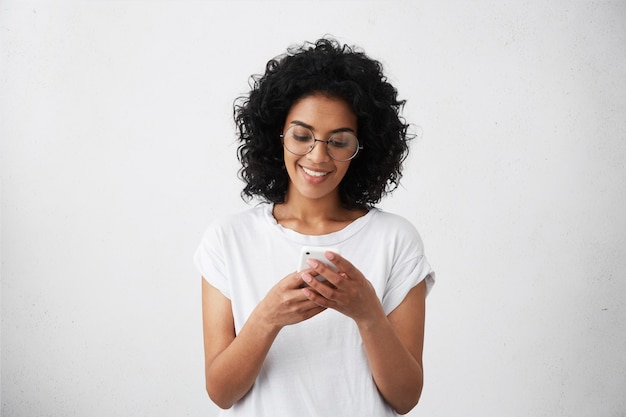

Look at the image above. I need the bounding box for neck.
[282,187,343,218]
[273,189,366,235]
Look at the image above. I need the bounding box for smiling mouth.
[301,166,329,177]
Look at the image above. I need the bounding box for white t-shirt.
[194,204,434,417]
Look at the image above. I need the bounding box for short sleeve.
[380,219,435,315]
[193,222,231,299]
[381,255,434,314]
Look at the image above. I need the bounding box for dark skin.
[201,94,427,414]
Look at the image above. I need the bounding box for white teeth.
[302,167,328,177]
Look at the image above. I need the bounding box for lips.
[301,166,329,177]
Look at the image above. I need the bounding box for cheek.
[285,151,298,164]
[282,151,299,176]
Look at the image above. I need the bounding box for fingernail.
[325,252,335,260]
[306,259,318,268]
[302,273,312,283]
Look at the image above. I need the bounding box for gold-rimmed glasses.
[280,125,362,162]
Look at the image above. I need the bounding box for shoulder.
[369,209,416,228]
[199,204,270,243]
[367,209,425,250]
[369,209,420,235]
[206,204,268,230]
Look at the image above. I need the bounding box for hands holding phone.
[256,247,384,329]
[254,247,383,330]
[298,248,385,324]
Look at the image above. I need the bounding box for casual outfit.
[194,204,434,417]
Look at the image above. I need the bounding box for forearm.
[206,310,280,409]
[357,310,424,415]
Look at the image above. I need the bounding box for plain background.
[2,1,625,416]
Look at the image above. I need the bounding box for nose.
[306,139,331,163]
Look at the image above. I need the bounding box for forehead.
[284,94,357,131]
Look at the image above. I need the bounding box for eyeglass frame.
[279,125,364,162]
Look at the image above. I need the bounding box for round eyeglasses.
[280,125,363,161]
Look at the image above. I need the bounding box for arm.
[357,282,426,414]
[301,254,428,414]
[201,274,326,409]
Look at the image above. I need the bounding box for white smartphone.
[297,246,340,282]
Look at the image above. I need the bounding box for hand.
[254,272,327,331]
[300,252,385,323]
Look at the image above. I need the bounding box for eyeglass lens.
[282,125,359,161]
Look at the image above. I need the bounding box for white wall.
[2,1,625,416]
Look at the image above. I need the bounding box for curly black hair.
[234,37,412,209]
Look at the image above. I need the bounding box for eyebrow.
[290,120,356,134]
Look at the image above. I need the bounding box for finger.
[299,303,327,320]
[301,271,336,300]
[301,286,333,308]
[282,297,326,324]
[305,258,342,288]
[287,270,319,289]
[324,251,358,277]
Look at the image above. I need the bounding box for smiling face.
[282,93,358,205]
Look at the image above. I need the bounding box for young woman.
[194,38,435,416]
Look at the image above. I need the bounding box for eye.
[290,126,313,142]
[329,132,355,148]
[329,139,349,148]
[293,133,312,142]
